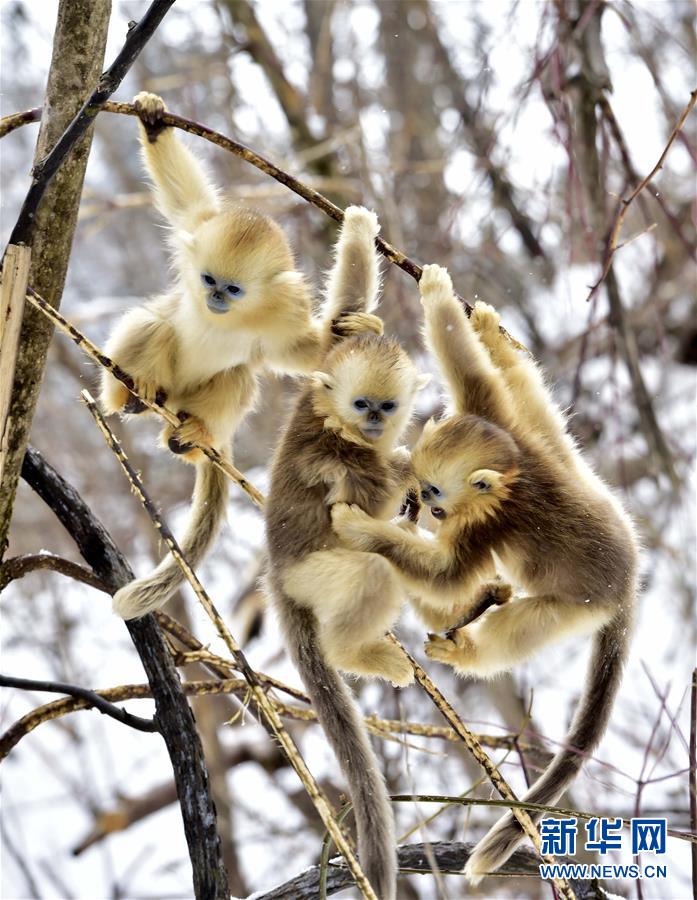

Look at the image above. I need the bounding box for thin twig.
[387,635,575,900]
[1,101,526,349]
[0,552,107,593]
[80,390,375,900]
[586,88,697,301]
[0,673,159,746]
[8,1,176,246]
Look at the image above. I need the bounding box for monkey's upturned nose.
[206,291,231,314]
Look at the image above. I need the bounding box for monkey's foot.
[425,628,477,672]
[338,641,414,687]
[331,311,384,339]
[444,582,513,636]
[342,205,380,238]
[330,503,375,550]
[418,264,453,305]
[133,91,167,141]
[162,413,213,464]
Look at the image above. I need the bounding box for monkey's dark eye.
[472,480,490,492]
[201,273,216,287]
[225,283,243,297]
[427,484,441,497]
[353,399,369,411]
[381,400,398,414]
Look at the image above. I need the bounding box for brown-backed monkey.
[265,209,429,900]
[331,264,638,884]
[103,92,379,620]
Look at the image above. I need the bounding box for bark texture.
[0,0,111,554]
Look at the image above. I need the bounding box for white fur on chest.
[175,309,257,385]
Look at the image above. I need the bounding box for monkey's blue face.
[351,396,399,440]
[200,272,245,314]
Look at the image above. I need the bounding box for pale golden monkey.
[102,92,380,619]
[265,208,430,900]
[331,264,639,884]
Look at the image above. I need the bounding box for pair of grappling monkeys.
[101,92,639,897]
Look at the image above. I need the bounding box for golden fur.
[265,210,428,899]
[332,264,639,883]
[103,93,379,619]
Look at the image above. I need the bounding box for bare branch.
[8,0,176,246]
[586,88,697,302]
[81,391,375,899]
[0,551,107,593]
[20,445,229,899]
[254,841,607,900]
[0,674,159,746]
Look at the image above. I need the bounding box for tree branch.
[20,445,229,899]
[8,0,176,246]
[253,841,607,900]
[81,391,375,899]
[0,674,159,740]
[586,87,697,301]
[0,552,107,593]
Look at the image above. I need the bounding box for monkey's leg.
[283,549,413,686]
[133,92,219,229]
[426,594,614,678]
[162,366,258,464]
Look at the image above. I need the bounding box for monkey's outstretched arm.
[323,206,381,325]
[331,502,489,603]
[134,92,219,230]
[420,265,515,428]
[470,301,575,454]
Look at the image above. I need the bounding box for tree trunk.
[0,0,111,554]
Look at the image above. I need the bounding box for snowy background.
[1,1,695,898]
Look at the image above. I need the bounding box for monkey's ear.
[415,373,432,390]
[468,468,505,493]
[312,371,336,390]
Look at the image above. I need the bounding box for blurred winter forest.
[1,1,695,898]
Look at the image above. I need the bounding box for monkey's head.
[178,205,297,318]
[312,334,430,446]
[412,415,519,523]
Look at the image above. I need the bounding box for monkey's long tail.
[112,462,228,619]
[276,591,397,900]
[464,601,634,885]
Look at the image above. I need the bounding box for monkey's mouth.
[431,507,446,519]
[206,295,232,314]
[360,425,384,440]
